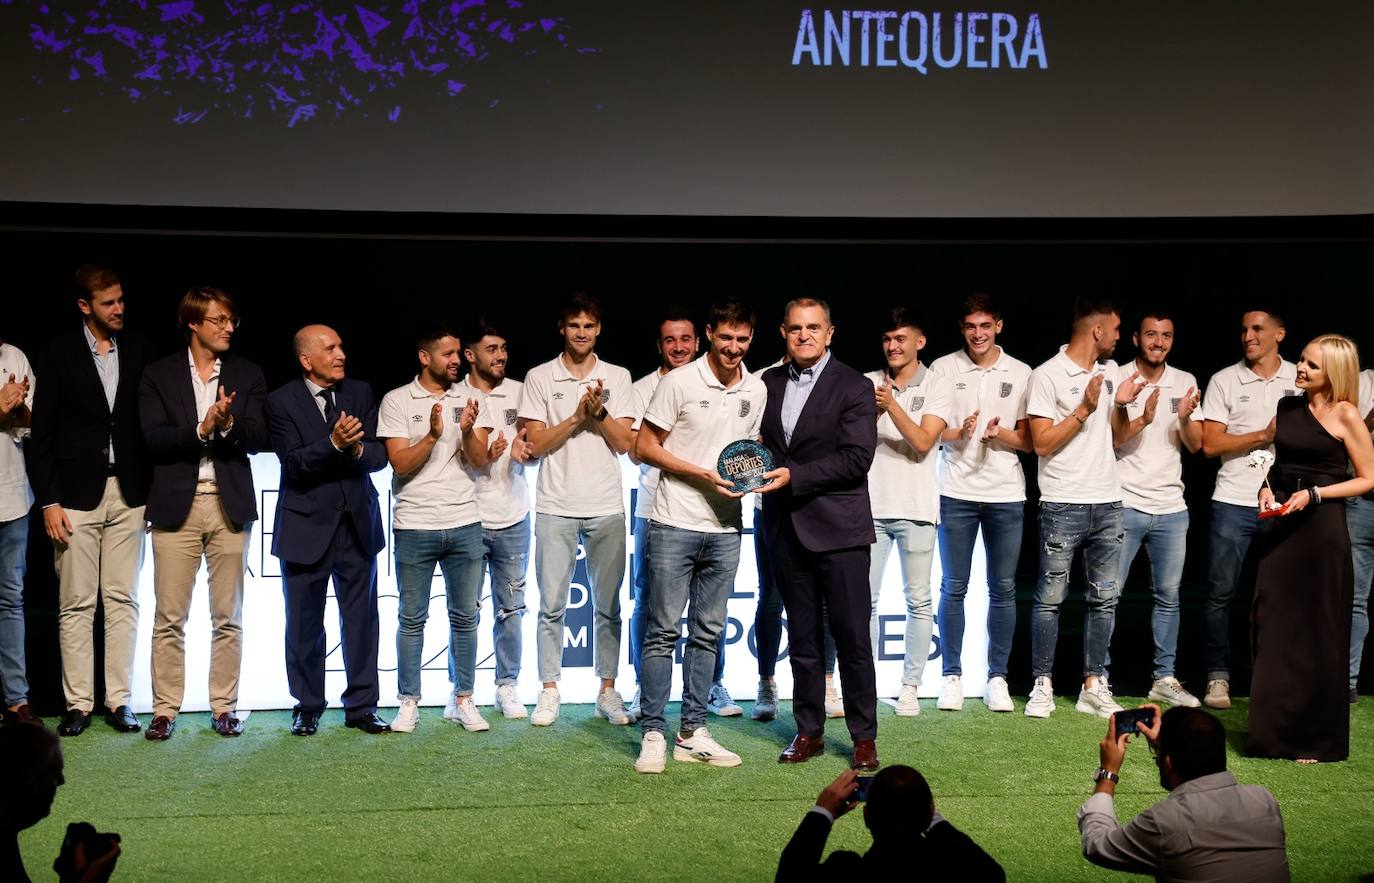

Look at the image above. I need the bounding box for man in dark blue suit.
[758,298,880,770]
[266,324,390,735]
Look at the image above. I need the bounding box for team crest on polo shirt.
[909,396,925,412]
[1104,379,1114,394]
[601,389,611,403]
[738,399,751,418]
[1170,397,1181,414]
[451,406,462,424]
[1000,382,1013,398]
[504,408,517,426]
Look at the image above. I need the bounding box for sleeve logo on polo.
[1000,382,1013,398]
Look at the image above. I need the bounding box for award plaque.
[717,439,774,493]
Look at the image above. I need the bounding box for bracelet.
[1311,485,1323,505]
[1072,411,1087,425]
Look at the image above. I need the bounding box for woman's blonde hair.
[1307,334,1360,406]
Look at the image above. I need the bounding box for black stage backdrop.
[5,208,1372,712]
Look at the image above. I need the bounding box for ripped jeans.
[474,516,530,687]
[1030,501,1124,680]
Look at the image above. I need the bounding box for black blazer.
[759,356,877,553]
[28,326,150,511]
[776,811,1006,881]
[265,376,387,566]
[140,349,270,528]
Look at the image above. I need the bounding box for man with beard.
[458,319,536,719]
[1110,312,1203,708]
[378,325,492,733]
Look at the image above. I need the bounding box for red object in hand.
[1259,503,1288,519]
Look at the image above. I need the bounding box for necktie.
[317,387,336,424]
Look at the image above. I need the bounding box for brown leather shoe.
[145,715,176,741]
[778,733,825,764]
[211,713,244,737]
[852,739,879,771]
[3,704,44,727]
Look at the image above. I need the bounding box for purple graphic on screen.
[6,0,593,126]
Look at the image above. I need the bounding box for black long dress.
[1246,395,1353,762]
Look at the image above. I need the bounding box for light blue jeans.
[482,517,530,686]
[394,524,485,698]
[1116,508,1189,679]
[631,516,726,684]
[937,496,1023,679]
[868,519,936,687]
[0,515,29,707]
[1349,496,1374,689]
[534,513,626,683]
[638,524,740,735]
[1031,502,1124,679]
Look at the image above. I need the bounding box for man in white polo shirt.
[1111,311,1203,708]
[458,318,535,720]
[1025,296,1138,720]
[859,307,951,717]
[519,293,636,727]
[0,345,35,726]
[1198,307,1295,710]
[931,293,1032,714]
[631,299,765,773]
[377,325,492,734]
[1349,368,1374,704]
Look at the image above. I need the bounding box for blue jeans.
[631,516,727,685]
[1348,496,1374,689]
[1031,502,1124,679]
[483,517,530,687]
[868,519,936,687]
[534,513,625,683]
[1202,501,1261,681]
[0,515,29,707]
[753,516,786,678]
[937,497,1022,679]
[1117,508,1189,679]
[394,524,485,698]
[639,523,740,735]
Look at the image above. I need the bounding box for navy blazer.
[139,349,269,528]
[760,356,877,553]
[265,376,387,566]
[27,327,150,511]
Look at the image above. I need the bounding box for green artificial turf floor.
[19,696,1374,881]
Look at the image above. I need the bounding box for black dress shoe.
[291,709,321,736]
[145,715,176,741]
[212,713,244,737]
[2,704,45,727]
[59,709,91,737]
[104,705,141,733]
[344,713,391,735]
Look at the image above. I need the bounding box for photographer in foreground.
[1080,703,1289,881]
[776,764,1003,879]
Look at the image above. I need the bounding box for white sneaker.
[442,692,459,721]
[391,697,419,733]
[530,688,560,726]
[1076,678,1125,719]
[937,675,963,711]
[824,680,845,718]
[751,680,778,721]
[674,727,742,767]
[984,677,1014,713]
[1203,679,1231,710]
[707,683,743,717]
[627,686,642,721]
[894,684,921,717]
[495,684,527,719]
[1025,676,1055,718]
[1149,677,1201,708]
[635,731,667,774]
[595,688,634,725]
[451,696,490,732]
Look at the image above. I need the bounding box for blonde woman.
[1247,334,1374,762]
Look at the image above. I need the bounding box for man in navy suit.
[758,298,880,770]
[266,324,390,735]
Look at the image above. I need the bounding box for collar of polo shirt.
[955,345,1009,373]
[1237,358,1295,385]
[408,375,465,400]
[554,352,601,381]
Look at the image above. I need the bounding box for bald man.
[266,325,390,735]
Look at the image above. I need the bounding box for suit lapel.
[72,330,111,415]
[176,353,200,427]
[292,376,329,439]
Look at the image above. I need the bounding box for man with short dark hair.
[1080,705,1290,881]
[140,287,268,740]
[29,265,150,737]
[777,764,1004,878]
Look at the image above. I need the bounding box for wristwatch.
[594,406,609,422]
[1094,768,1120,784]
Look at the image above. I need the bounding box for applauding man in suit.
[267,325,389,735]
[758,298,880,770]
[139,288,268,740]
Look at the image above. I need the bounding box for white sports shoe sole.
[673,746,742,767]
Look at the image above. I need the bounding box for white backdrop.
[128,457,990,712]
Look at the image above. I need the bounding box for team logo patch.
[452,406,462,424]
[738,399,751,418]
[698,399,711,409]
[1239,394,1251,404]
[553,391,565,400]
[909,396,925,411]
[1104,379,1114,394]
[1170,397,1181,414]
[411,414,423,423]
[600,389,611,404]
[955,382,968,391]
[504,408,517,426]
[999,382,1013,398]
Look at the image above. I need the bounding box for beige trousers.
[150,488,250,718]
[55,476,146,712]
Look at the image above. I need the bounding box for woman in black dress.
[1247,334,1374,763]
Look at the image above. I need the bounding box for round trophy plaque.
[717,439,774,493]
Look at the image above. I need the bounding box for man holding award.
[630,300,766,774]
